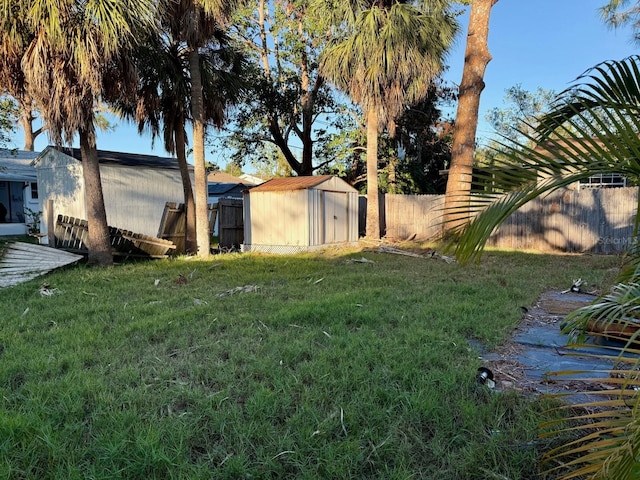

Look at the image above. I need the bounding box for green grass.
[0,245,619,479]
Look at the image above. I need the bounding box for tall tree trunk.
[189,49,210,258]
[79,129,113,266]
[175,121,197,254]
[19,97,35,151]
[366,106,380,239]
[20,113,35,151]
[298,17,320,176]
[258,0,271,78]
[444,0,498,233]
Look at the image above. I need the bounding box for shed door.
[323,191,349,243]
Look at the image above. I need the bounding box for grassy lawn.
[0,245,619,479]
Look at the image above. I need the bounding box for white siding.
[100,164,185,236]
[37,150,86,233]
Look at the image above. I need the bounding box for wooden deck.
[0,242,83,288]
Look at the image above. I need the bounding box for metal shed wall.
[37,149,188,237]
[245,189,310,247]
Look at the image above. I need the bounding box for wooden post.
[46,199,55,247]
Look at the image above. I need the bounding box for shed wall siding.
[37,151,86,229]
[100,165,185,236]
[317,176,358,193]
[308,189,321,245]
[248,190,309,246]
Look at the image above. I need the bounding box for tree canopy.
[319,0,458,238]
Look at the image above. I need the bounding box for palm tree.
[601,0,640,42]
[319,0,457,239]
[182,0,240,257]
[443,0,498,233]
[450,56,640,479]
[1,0,157,266]
[0,4,41,151]
[119,13,245,255]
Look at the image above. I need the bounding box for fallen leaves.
[39,283,60,296]
[216,285,259,297]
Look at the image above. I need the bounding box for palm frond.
[452,57,640,264]
[539,276,640,478]
[562,282,640,343]
[446,55,640,478]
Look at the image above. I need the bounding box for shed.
[208,182,247,203]
[243,175,358,253]
[35,146,192,239]
[0,150,41,236]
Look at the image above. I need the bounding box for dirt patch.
[475,290,616,398]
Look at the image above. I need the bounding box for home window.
[0,181,26,223]
[30,182,38,199]
[579,173,627,188]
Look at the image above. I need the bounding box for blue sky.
[444,0,637,141]
[9,0,640,162]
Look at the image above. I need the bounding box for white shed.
[35,146,192,238]
[243,175,358,254]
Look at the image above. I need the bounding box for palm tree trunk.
[366,106,380,239]
[19,97,36,151]
[175,122,197,254]
[189,48,210,258]
[20,113,35,151]
[79,129,113,266]
[444,0,498,233]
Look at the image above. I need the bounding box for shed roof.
[207,171,246,184]
[0,150,39,182]
[208,182,247,196]
[37,146,186,170]
[249,175,353,192]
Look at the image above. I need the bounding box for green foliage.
[23,208,42,234]
[0,248,618,479]
[452,57,640,264]
[222,161,242,176]
[485,84,556,149]
[217,0,342,175]
[391,81,456,194]
[319,1,458,126]
[449,55,640,479]
[0,96,18,147]
[319,80,456,194]
[601,0,640,43]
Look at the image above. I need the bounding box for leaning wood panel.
[158,202,186,253]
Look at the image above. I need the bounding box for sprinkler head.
[476,367,494,385]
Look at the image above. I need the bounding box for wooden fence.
[158,198,243,253]
[55,215,176,257]
[371,187,639,254]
